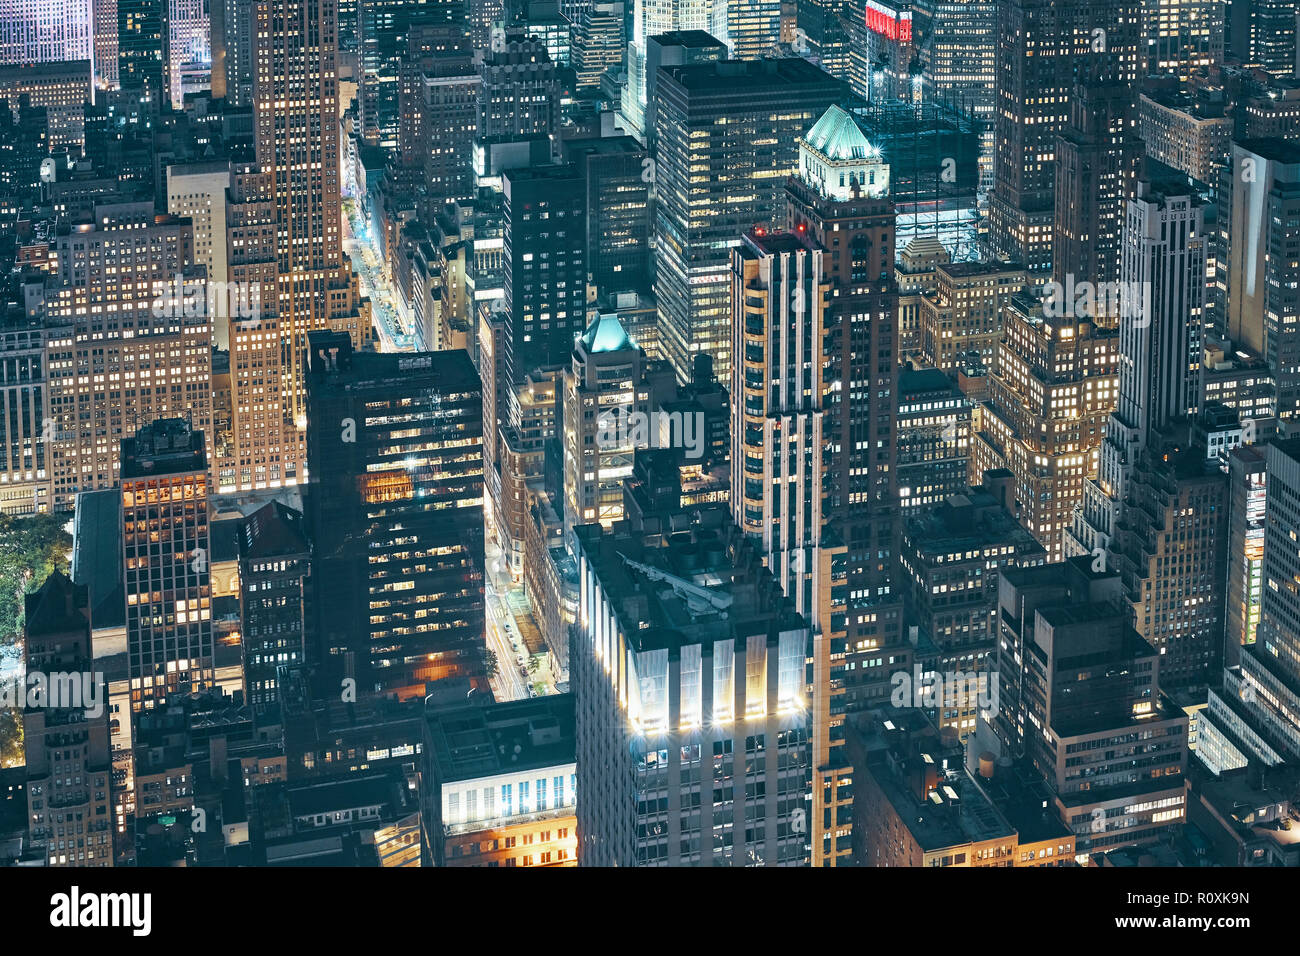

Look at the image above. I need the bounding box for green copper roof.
[580,313,633,353]
[804,105,879,162]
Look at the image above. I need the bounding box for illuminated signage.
[865,0,912,42]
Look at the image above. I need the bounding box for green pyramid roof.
[580,313,633,353]
[803,104,882,162]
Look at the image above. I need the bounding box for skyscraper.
[476,32,560,149]
[563,136,651,297]
[570,0,624,86]
[653,57,842,383]
[1141,0,1220,78]
[501,162,587,394]
[162,0,210,106]
[1073,176,1207,563]
[0,314,50,514]
[620,0,711,139]
[22,572,114,866]
[237,500,310,713]
[304,331,485,701]
[0,0,117,91]
[988,0,1139,272]
[1235,439,1300,759]
[729,227,851,865]
[572,510,812,866]
[357,0,463,146]
[990,557,1189,856]
[710,0,781,58]
[121,417,213,712]
[973,295,1118,561]
[118,0,163,90]
[1227,0,1297,76]
[253,0,368,458]
[1070,176,1225,692]
[45,202,213,508]
[1052,82,1141,309]
[1221,139,1300,421]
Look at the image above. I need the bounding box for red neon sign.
[865,0,912,42]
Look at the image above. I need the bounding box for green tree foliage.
[0,511,72,648]
[0,708,21,768]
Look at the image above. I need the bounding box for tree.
[0,512,72,649]
[477,646,500,680]
[0,707,22,768]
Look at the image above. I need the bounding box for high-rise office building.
[1052,82,1141,308]
[563,136,651,296]
[784,104,899,598]
[1138,91,1231,188]
[781,107,907,864]
[988,0,1138,272]
[253,0,369,454]
[794,0,850,79]
[730,229,829,617]
[45,202,213,508]
[572,509,812,866]
[1224,445,1266,666]
[640,29,725,153]
[211,0,256,105]
[166,160,232,341]
[477,32,560,149]
[304,331,485,701]
[1071,177,1206,560]
[729,225,858,866]
[710,0,781,58]
[222,162,295,493]
[897,366,971,515]
[412,32,479,210]
[653,57,842,384]
[1069,177,1223,692]
[22,571,115,866]
[564,313,646,530]
[501,163,587,393]
[162,0,210,106]
[357,0,463,146]
[918,261,1026,373]
[620,0,712,138]
[973,296,1118,561]
[571,0,624,86]
[913,0,995,103]
[1235,439,1300,759]
[0,0,117,91]
[0,314,50,515]
[1141,0,1220,78]
[989,557,1189,856]
[237,500,310,713]
[1227,0,1297,76]
[121,417,213,712]
[898,473,1046,740]
[1221,139,1300,420]
[118,0,163,90]
[0,60,94,148]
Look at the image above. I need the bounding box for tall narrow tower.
[254,0,367,461]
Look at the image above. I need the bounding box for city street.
[343,199,414,353]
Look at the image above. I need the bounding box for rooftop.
[426,694,575,783]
